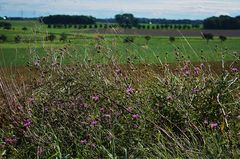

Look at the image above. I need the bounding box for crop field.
[0,20,240,67]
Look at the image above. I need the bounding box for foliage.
[219,35,227,43]
[45,33,56,42]
[203,15,240,29]
[41,15,96,25]
[169,36,175,43]
[123,36,135,43]
[0,51,239,158]
[115,13,138,28]
[59,33,67,42]
[202,33,214,43]
[0,34,7,42]
[14,35,21,43]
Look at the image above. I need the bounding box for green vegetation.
[0,19,240,159]
[0,20,239,67]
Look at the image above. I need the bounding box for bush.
[123,36,134,43]
[22,27,27,31]
[219,35,227,43]
[0,56,239,158]
[169,36,175,43]
[14,35,21,43]
[0,34,7,42]
[45,33,56,42]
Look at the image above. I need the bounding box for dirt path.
[87,29,240,37]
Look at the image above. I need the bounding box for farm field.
[0,20,240,66]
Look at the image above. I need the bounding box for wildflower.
[100,108,105,113]
[4,136,17,145]
[91,120,98,126]
[132,114,140,120]
[166,95,173,101]
[91,143,96,149]
[80,139,87,145]
[194,67,201,76]
[92,95,100,102]
[23,119,31,128]
[200,63,205,69]
[192,88,199,94]
[231,67,238,73]
[210,122,218,129]
[126,87,134,95]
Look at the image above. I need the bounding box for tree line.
[203,15,240,29]
[40,15,96,25]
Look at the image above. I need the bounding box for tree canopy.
[41,15,96,25]
[203,15,240,29]
[115,14,138,28]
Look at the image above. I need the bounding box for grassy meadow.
[0,20,240,66]
[0,20,240,158]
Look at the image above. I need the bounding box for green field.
[0,20,239,66]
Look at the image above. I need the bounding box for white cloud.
[0,0,240,18]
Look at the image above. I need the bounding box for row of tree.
[41,15,96,25]
[203,15,240,29]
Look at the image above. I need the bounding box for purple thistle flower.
[194,67,201,76]
[231,67,238,73]
[132,114,140,120]
[91,120,98,126]
[4,136,17,145]
[210,122,218,129]
[200,63,205,69]
[92,95,100,102]
[192,88,199,94]
[23,119,31,128]
[80,139,87,145]
[166,95,173,101]
[126,87,134,95]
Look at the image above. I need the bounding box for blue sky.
[0,0,240,19]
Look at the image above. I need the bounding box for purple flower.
[23,119,31,128]
[194,67,201,76]
[166,95,173,101]
[91,143,97,149]
[192,88,199,94]
[92,95,100,102]
[231,67,238,73]
[126,87,134,95]
[91,120,98,126]
[210,122,218,129]
[132,114,140,120]
[200,63,205,69]
[4,136,17,145]
[80,139,87,145]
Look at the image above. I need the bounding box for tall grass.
[0,34,239,158]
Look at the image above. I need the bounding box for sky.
[0,0,240,19]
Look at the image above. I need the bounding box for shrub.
[169,36,175,43]
[14,35,21,43]
[22,27,27,31]
[45,33,56,42]
[219,35,227,43]
[123,36,134,43]
[0,34,7,42]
